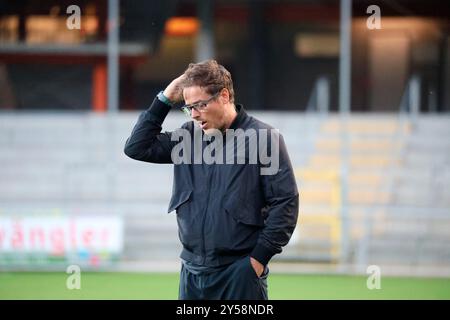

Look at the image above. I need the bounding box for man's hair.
[183,60,235,103]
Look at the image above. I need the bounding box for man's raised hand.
[163,74,186,104]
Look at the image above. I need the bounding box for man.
[124,60,299,300]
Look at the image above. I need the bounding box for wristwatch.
[157,91,175,107]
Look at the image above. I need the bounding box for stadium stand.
[0,111,449,275]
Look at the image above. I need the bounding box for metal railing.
[306,76,330,114]
[399,74,421,123]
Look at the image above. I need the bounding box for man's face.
[182,86,228,134]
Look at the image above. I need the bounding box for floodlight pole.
[196,0,215,61]
[107,0,120,113]
[339,0,352,115]
[339,0,352,268]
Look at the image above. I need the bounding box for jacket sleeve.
[250,131,299,266]
[124,97,176,163]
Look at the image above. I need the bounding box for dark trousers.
[179,256,269,300]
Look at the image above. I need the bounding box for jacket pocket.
[167,190,192,213]
[224,195,265,227]
[212,196,263,255]
[168,189,202,253]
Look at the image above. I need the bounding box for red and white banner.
[0,216,123,255]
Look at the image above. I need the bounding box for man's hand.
[163,74,186,104]
[250,257,264,277]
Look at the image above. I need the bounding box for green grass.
[1,272,449,300]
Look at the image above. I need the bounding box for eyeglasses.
[181,92,220,117]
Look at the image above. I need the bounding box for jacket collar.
[228,104,247,130]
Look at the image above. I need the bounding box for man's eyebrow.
[186,98,207,106]
[188,99,202,105]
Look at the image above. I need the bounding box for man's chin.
[203,127,215,135]
[203,127,224,136]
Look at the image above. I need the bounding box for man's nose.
[191,108,200,119]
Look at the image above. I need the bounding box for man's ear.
[220,88,230,104]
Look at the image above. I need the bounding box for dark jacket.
[124,98,299,267]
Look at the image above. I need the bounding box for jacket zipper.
[201,165,213,261]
